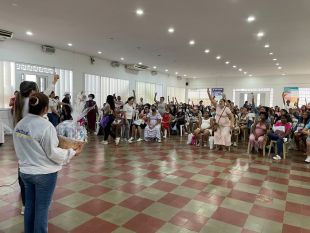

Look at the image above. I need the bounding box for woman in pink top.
[207,88,234,151]
[268,114,292,160]
[249,112,269,152]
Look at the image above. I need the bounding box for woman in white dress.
[207,88,234,151]
[144,105,162,142]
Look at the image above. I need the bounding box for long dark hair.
[106,95,115,110]
[14,81,39,125]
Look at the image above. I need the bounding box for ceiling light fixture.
[204,49,210,54]
[67,43,73,47]
[183,74,187,77]
[216,56,221,60]
[275,63,280,66]
[282,73,286,76]
[26,31,33,36]
[168,27,175,33]
[120,57,124,61]
[238,68,243,72]
[264,44,270,48]
[269,52,274,55]
[244,72,247,75]
[273,58,277,61]
[257,31,265,38]
[97,51,102,54]
[278,66,282,70]
[153,66,157,69]
[247,15,256,23]
[225,61,230,64]
[189,40,195,45]
[249,74,253,77]
[138,62,142,65]
[136,8,144,16]
[232,65,237,68]
[165,69,169,72]
[175,72,178,75]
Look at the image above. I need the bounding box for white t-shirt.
[13,114,75,174]
[201,118,211,130]
[123,103,134,120]
[48,98,59,114]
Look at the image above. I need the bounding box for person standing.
[47,91,60,127]
[84,94,98,133]
[123,97,135,142]
[13,93,81,233]
[61,93,72,121]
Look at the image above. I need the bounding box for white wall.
[0,39,186,99]
[186,75,310,106]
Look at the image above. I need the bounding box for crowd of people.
[7,74,310,233]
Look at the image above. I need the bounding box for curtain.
[167,86,186,103]
[0,61,15,108]
[55,68,73,99]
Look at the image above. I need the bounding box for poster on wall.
[212,88,224,101]
[283,87,299,105]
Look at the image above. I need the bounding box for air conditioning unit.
[0,29,13,41]
[41,45,56,54]
[151,71,158,76]
[125,64,149,71]
[111,61,120,68]
[177,76,182,80]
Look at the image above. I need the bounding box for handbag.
[100,115,111,128]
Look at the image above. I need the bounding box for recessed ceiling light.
[26,31,33,36]
[278,66,282,70]
[120,57,124,61]
[12,3,18,6]
[275,63,280,66]
[244,72,247,75]
[232,65,237,68]
[175,72,178,75]
[257,31,265,38]
[269,52,274,55]
[225,61,230,64]
[204,49,210,54]
[165,69,169,72]
[238,68,243,72]
[273,58,277,61]
[247,15,256,23]
[183,74,187,77]
[67,43,73,47]
[153,66,157,69]
[136,8,144,16]
[138,62,142,65]
[97,51,102,54]
[189,40,195,45]
[216,56,221,60]
[282,73,286,76]
[264,44,270,48]
[249,74,253,77]
[168,27,175,33]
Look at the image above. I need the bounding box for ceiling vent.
[125,64,149,71]
[0,29,13,41]
[177,76,183,80]
[41,45,55,54]
[111,61,120,68]
[151,71,158,76]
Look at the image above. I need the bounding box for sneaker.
[21,206,25,215]
[101,140,108,145]
[137,138,143,142]
[157,139,161,143]
[273,155,282,160]
[163,135,166,139]
[129,137,134,141]
[115,137,120,145]
[144,138,149,142]
[305,156,310,163]
[233,142,237,147]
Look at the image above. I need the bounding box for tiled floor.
[1,136,310,233]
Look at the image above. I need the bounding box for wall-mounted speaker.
[186,82,189,86]
[90,56,95,64]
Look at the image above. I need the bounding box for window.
[299,88,310,106]
[84,74,129,108]
[188,89,210,105]
[55,68,73,99]
[233,88,273,107]
[0,61,15,108]
[136,81,159,104]
[167,87,186,103]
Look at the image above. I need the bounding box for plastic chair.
[267,140,289,159]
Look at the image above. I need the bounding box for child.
[162,107,172,138]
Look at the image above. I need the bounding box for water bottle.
[209,136,214,149]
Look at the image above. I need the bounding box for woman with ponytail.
[13,74,59,215]
[13,93,81,233]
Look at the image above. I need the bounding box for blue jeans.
[268,132,284,157]
[20,172,58,233]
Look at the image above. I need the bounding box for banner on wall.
[212,88,224,101]
[283,87,299,105]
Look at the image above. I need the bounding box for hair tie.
[30,97,39,106]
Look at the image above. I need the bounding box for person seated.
[239,107,249,140]
[294,111,310,152]
[193,111,213,147]
[268,114,292,160]
[249,112,269,153]
[144,105,162,142]
[303,121,310,163]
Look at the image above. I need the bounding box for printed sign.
[212,88,224,101]
[283,87,299,105]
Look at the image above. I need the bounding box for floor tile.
[123,213,165,233]
[97,205,138,226]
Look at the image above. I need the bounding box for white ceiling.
[1,0,310,79]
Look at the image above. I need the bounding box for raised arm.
[282,92,286,106]
[207,88,217,107]
[154,92,159,104]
